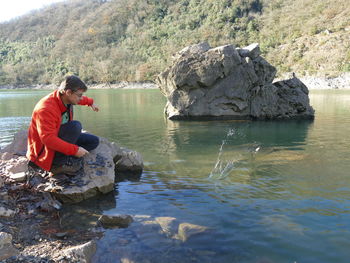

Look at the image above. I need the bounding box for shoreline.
[0,81,159,90]
[0,73,349,90]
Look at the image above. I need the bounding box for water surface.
[1,89,350,263]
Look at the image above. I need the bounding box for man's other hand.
[91,103,99,112]
[75,146,89,157]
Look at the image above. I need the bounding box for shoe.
[49,173,70,186]
[51,157,83,176]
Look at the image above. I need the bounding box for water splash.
[209,129,261,180]
[209,129,237,180]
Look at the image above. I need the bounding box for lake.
[1,89,350,263]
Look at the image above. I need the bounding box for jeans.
[52,120,99,166]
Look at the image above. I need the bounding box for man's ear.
[65,89,73,96]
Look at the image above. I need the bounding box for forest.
[0,0,349,85]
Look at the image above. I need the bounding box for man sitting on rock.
[26,75,99,181]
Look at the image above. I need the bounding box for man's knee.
[69,121,82,134]
[58,121,82,142]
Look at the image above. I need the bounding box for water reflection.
[162,119,313,181]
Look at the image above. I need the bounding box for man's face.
[67,89,84,105]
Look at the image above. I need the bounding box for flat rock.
[0,232,19,261]
[60,240,96,263]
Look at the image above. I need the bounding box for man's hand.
[75,146,89,157]
[90,103,99,112]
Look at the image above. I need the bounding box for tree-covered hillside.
[0,0,349,85]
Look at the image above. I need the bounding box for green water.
[1,89,350,262]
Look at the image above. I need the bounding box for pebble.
[0,206,16,217]
[10,172,27,182]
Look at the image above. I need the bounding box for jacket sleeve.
[78,96,94,106]
[35,109,79,156]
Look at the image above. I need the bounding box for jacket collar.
[53,90,68,113]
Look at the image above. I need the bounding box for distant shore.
[0,73,349,90]
[277,73,350,90]
[0,81,158,90]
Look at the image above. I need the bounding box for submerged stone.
[175,223,209,242]
[98,214,133,228]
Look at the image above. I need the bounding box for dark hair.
[59,75,87,92]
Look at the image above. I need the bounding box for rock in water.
[156,42,314,120]
[175,223,209,242]
[98,214,133,228]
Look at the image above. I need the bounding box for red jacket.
[26,90,94,171]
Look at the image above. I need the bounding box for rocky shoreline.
[0,74,349,90]
[0,131,144,262]
[0,132,210,262]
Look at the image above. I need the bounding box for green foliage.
[0,0,348,84]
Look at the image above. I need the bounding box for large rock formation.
[0,130,143,203]
[156,42,315,120]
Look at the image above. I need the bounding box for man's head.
[59,75,87,105]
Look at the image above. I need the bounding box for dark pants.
[52,121,99,166]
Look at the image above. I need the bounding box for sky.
[0,0,66,23]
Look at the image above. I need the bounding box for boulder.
[0,232,19,261]
[251,78,314,119]
[156,42,314,120]
[113,146,144,176]
[0,131,144,203]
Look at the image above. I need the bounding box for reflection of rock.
[157,42,314,120]
[0,232,19,261]
[0,130,144,203]
[258,150,306,163]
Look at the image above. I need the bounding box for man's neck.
[59,92,70,105]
